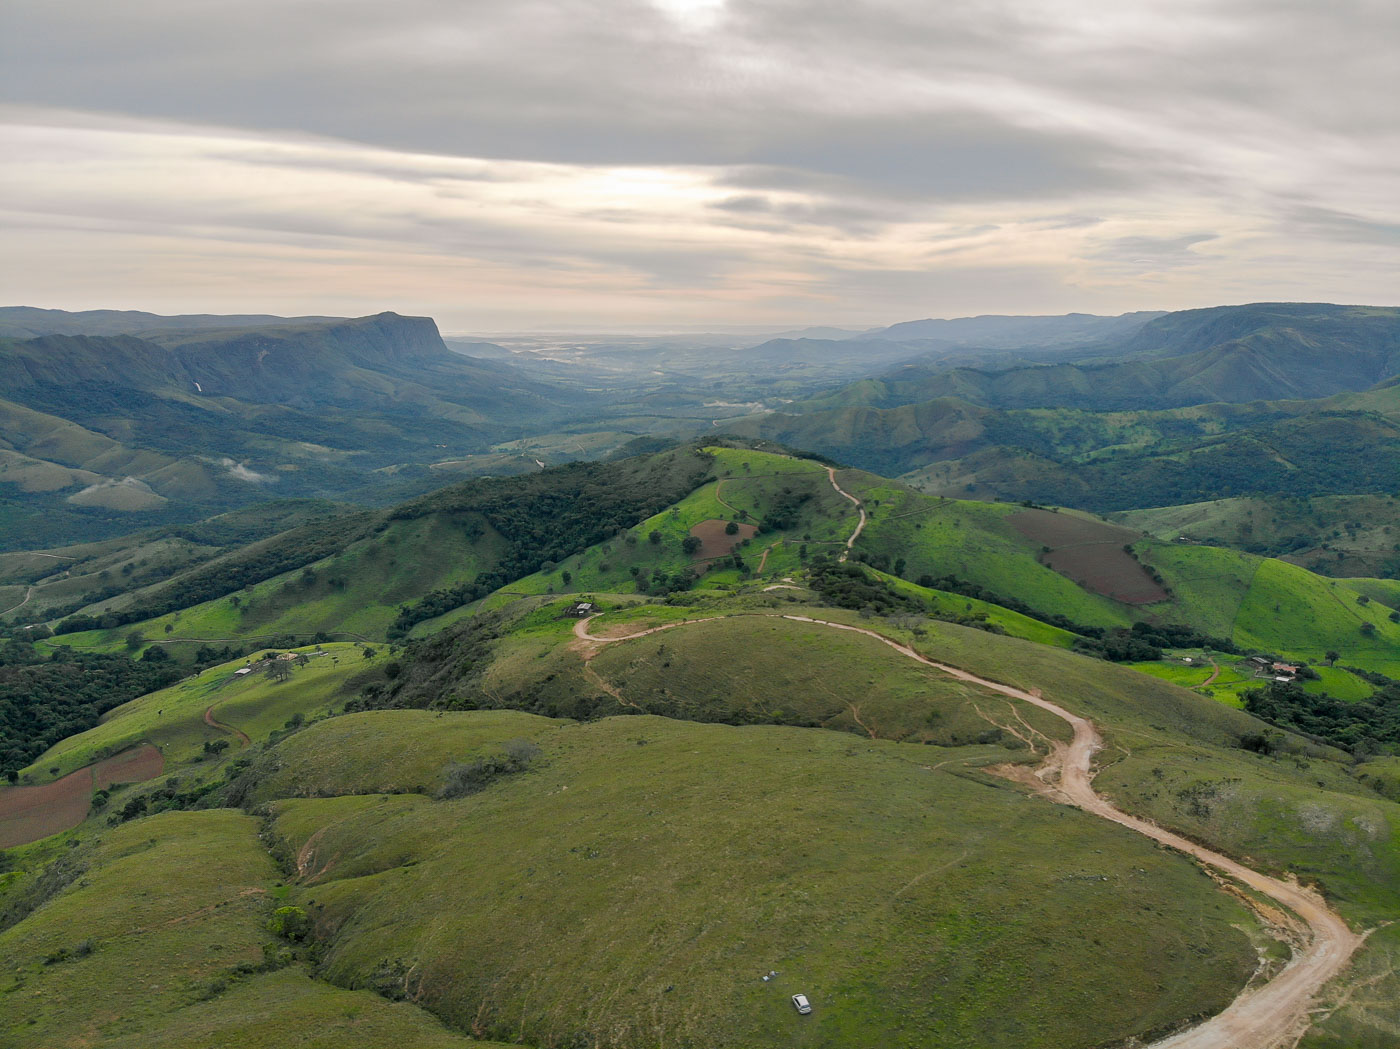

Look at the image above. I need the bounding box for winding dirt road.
[0,585,34,616]
[826,467,866,562]
[204,704,251,746]
[572,611,1363,1049]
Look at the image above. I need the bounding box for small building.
[234,667,252,676]
[564,601,597,618]
[1271,662,1299,677]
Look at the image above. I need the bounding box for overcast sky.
[2,0,1398,331]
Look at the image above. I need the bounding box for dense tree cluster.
[0,641,183,774]
[387,456,709,636]
[757,487,812,532]
[1244,680,1400,756]
[54,513,374,634]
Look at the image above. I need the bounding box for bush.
[267,905,311,942]
[438,740,540,799]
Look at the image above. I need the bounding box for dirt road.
[826,467,866,562]
[204,705,251,746]
[0,585,34,616]
[573,610,1362,1049]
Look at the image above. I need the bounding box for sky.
[2,0,1398,331]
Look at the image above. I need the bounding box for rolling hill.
[2,436,1399,1048]
[795,303,1400,414]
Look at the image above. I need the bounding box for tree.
[267,906,311,942]
[681,535,702,555]
[724,521,739,536]
[267,660,292,682]
[648,530,662,545]
[1325,650,1340,666]
[561,570,573,585]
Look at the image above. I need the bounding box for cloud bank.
[1,0,1397,327]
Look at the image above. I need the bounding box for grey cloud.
[1090,233,1218,268]
[1287,206,1400,247]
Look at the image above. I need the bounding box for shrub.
[438,740,540,799]
[267,905,311,942]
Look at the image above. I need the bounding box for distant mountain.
[0,311,588,548]
[796,303,1400,414]
[0,306,345,339]
[864,310,1164,346]
[726,379,1400,511]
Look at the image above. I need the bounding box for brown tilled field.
[688,518,758,561]
[1009,508,1169,605]
[0,744,163,848]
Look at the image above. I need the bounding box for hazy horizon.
[3,1,1398,329]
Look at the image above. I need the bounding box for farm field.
[1008,507,1168,604]
[0,744,163,847]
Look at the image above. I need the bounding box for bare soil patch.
[688,518,757,561]
[0,744,163,847]
[1009,508,1168,605]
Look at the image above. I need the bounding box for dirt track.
[0,585,34,616]
[573,611,1363,1049]
[204,705,251,746]
[826,468,866,562]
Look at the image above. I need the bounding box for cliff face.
[0,312,552,413]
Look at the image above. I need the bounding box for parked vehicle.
[792,994,812,1015]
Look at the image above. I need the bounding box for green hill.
[798,303,1400,414]
[5,560,1399,1046]
[1116,493,1400,579]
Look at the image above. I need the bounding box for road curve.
[573,611,1362,1049]
[826,467,866,562]
[203,704,251,746]
[0,585,35,616]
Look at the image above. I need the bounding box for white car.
[791,993,812,1015]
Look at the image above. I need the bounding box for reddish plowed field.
[0,744,163,848]
[1009,508,1168,605]
[688,518,758,561]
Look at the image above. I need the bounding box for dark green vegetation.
[0,639,182,773]
[2,304,1400,1049]
[728,305,1400,513]
[1244,678,1400,755]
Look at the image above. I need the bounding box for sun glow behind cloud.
[1,0,1397,327]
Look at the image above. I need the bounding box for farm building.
[564,601,597,617]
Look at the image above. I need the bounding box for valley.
[1,307,1398,1049]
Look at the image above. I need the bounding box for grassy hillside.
[4,574,1398,1045]
[0,809,496,1048]
[16,643,389,783]
[1118,493,1400,578]
[253,710,1260,1049]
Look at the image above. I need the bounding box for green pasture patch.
[1232,558,1400,671]
[0,809,495,1049]
[249,709,561,801]
[1302,666,1374,702]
